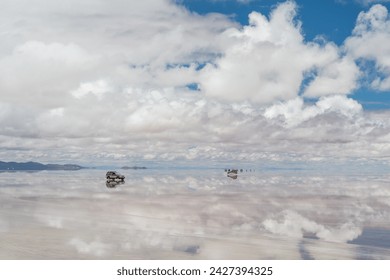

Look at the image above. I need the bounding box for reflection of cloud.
[68,238,111,257]
[1,170,390,259]
[304,239,358,260]
[263,210,362,243]
[0,218,9,233]
[36,215,63,229]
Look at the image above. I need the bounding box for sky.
[0,0,390,167]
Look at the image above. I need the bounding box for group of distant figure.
[224,168,255,173]
[224,168,255,179]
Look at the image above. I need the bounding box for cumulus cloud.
[0,0,389,164]
[200,1,360,103]
[264,95,362,127]
[345,4,390,90]
[0,0,233,99]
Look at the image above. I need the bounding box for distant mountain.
[121,166,147,170]
[0,161,84,171]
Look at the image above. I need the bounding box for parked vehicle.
[106,171,125,181]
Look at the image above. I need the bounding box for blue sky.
[180,0,390,110]
[0,0,390,165]
[180,0,388,43]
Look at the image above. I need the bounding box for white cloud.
[0,0,234,102]
[71,80,112,100]
[356,0,390,6]
[0,40,96,108]
[264,95,362,127]
[303,57,360,97]
[0,0,389,165]
[200,1,360,103]
[345,4,390,90]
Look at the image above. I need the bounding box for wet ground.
[0,169,390,259]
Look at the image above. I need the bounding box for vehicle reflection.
[106,180,125,188]
[227,173,238,179]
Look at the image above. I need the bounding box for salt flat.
[0,169,389,259]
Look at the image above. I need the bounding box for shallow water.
[0,169,390,259]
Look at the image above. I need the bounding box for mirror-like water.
[1,169,389,259]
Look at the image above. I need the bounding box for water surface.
[0,169,389,259]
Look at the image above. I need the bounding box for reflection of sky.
[0,169,390,259]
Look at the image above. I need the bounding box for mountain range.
[0,161,84,171]
[121,166,147,170]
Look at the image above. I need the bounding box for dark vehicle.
[225,169,238,180]
[106,171,125,181]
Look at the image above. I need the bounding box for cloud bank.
[0,0,390,165]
